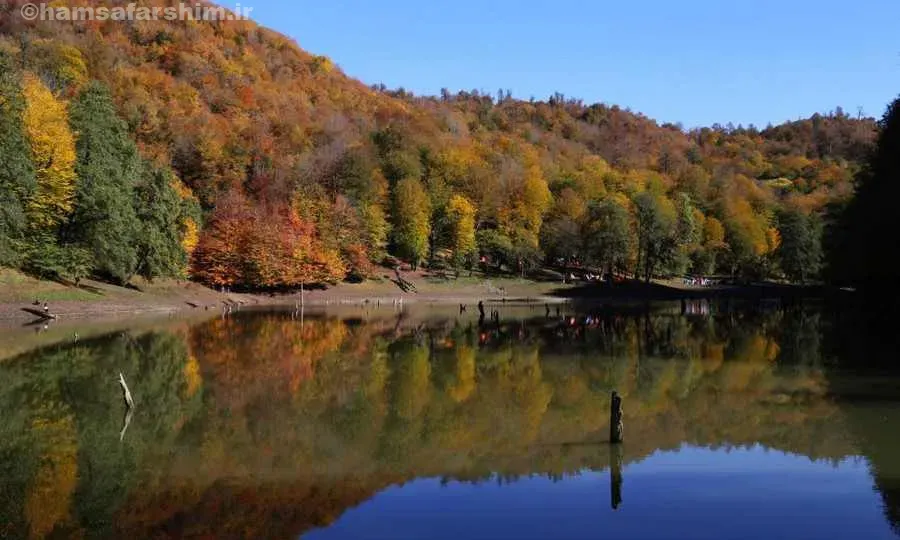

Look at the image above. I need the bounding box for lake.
[1,301,899,539]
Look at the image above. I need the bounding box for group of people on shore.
[683,276,715,287]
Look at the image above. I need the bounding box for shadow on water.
[0,303,898,538]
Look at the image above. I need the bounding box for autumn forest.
[0,0,896,291]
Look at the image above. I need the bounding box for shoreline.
[0,269,847,330]
[0,270,571,328]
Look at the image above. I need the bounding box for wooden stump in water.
[610,391,623,444]
[610,443,623,510]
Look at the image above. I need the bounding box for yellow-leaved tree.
[392,177,431,268]
[22,73,77,230]
[446,194,477,269]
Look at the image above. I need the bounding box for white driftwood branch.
[118,373,135,410]
[119,408,133,442]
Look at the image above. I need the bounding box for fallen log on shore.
[21,307,57,320]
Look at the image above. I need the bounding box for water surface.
[1,302,898,539]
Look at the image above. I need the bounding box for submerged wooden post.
[610,442,623,510]
[610,391,623,444]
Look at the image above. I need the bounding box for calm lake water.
[1,301,899,539]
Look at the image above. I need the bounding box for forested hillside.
[0,0,879,288]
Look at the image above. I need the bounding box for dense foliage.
[0,1,880,287]
[827,97,900,295]
[0,46,195,283]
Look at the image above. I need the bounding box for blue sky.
[244,0,900,128]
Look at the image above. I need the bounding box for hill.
[0,0,879,289]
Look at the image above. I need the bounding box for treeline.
[826,97,900,296]
[0,52,198,284]
[0,2,880,288]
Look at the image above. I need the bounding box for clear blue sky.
[244,0,900,128]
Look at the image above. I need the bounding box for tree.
[540,216,581,264]
[190,195,253,287]
[445,195,477,270]
[191,196,345,288]
[359,169,391,261]
[392,177,431,268]
[22,232,92,283]
[634,191,676,282]
[64,81,142,283]
[498,145,551,246]
[673,192,699,275]
[776,208,822,284]
[21,73,77,231]
[0,53,35,267]
[830,97,900,292]
[133,165,196,280]
[722,199,775,279]
[582,198,633,276]
[693,216,727,275]
[244,204,340,288]
[476,229,514,270]
[540,187,586,264]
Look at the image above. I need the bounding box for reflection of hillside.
[0,308,891,538]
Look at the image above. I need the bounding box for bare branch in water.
[119,408,133,442]
[118,373,134,409]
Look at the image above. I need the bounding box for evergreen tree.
[0,53,35,267]
[133,165,197,279]
[64,81,141,283]
[777,209,822,284]
[831,97,900,292]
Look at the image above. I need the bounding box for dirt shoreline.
[0,268,839,330]
[0,270,574,329]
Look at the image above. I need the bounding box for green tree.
[0,53,35,267]
[830,97,900,292]
[134,165,197,279]
[582,198,633,276]
[673,192,699,275]
[22,232,92,283]
[476,229,514,270]
[634,191,676,282]
[64,81,142,283]
[540,216,580,264]
[776,208,822,284]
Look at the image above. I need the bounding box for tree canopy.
[0,2,883,287]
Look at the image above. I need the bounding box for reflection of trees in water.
[0,307,897,537]
[0,331,198,538]
[839,404,900,536]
